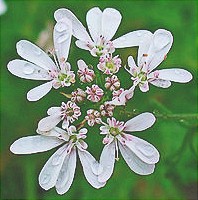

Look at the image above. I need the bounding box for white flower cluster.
[8,7,192,195]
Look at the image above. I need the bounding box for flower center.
[106,61,116,71]
[138,72,147,81]
[109,127,120,136]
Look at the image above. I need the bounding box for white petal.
[47,107,61,115]
[144,29,173,72]
[75,40,90,50]
[125,136,160,164]
[39,144,68,190]
[54,8,92,42]
[16,40,55,70]
[78,149,106,188]
[53,18,72,62]
[27,81,53,101]
[10,135,64,154]
[7,60,51,80]
[137,33,153,66]
[38,114,62,132]
[55,148,76,194]
[124,112,156,132]
[157,68,193,83]
[113,30,152,48]
[102,8,122,41]
[139,81,149,92]
[150,79,171,88]
[86,7,102,42]
[119,142,155,175]
[128,56,137,69]
[98,142,115,183]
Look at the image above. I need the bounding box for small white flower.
[54,7,152,57]
[126,29,193,92]
[71,88,86,103]
[7,18,75,101]
[38,101,81,131]
[77,59,95,83]
[105,75,120,91]
[10,126,105,194]
[98,113,159,183]
[85,109,101,126]
[86,84,104,102]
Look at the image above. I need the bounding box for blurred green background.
[0,0,197,200]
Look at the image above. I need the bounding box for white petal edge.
[86,7,102,43]
[54,8,92,42]
[55,148,76,194]
[113,30,152,48]
[27,81,53,101]
[39,144,68,190]
[149,79,171,88]
[10,135,64,154]
[7,59,51,80]
[157,68,193,83]
[124,112,156,132]
[98,142,115,183]
[16,40,55,70]
[119,142,155,175]
[125,136,160,164]
[102,8,122,41]
[78,149,106,188]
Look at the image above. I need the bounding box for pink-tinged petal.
[38,114,62,132]
[55,148,76,194]
[86,7,102,43]
[98,142,115,183]
[78,149,106,188]
[150,79,171,88]
[113,30,152,48]
[16,40,55,70]
[39,144,68,190]
[102,8,122,41]
[118,142,155,175]
[10,135,64,154]
[125,136,160,164]
[47,107,62,116]
[143,29,173,72]
[139,81,149,92]
[157,68,193,83]
[124,112,156,132]
[7,59,51,80]
[75,40,91,50]
[53,18,72,63]
[54,8,92,43]
[27,81,53,101]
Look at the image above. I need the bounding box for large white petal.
[27,81,53,101]
[124,112,156,132]
[113,30,152,48]
[86,7,102,43]
[54,8,92,42]
[157,68,193,83]
[39,144,68,190]
[143,29,173,72]
[149,79,171,88]
[98,142,115,183]
[102,8,122,41]
[78,149,106,188]
[38,114,62,132]
[7,59,51,80]
[75,40,91,50]
[125,136,159,164]
[10,135,64,154]
[119,142,155,175]
[53,18,72,63]
[55,148,76,194]
[16,40,55,70]
[47,107,62,115]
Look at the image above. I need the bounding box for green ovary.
[109,127,120,136]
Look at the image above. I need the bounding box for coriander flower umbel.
[38,101,81,131]
[10,126,105,194]
[126,29,193,92]
[7,18,75,101]
[54,7,151,57]
[98,113,159,183]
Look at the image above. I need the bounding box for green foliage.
[1,0,197,200]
